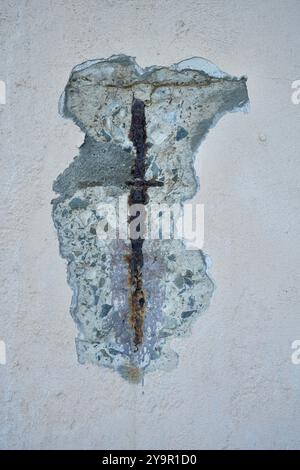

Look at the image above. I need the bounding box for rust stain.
[127,98,163,349]
[127,98,147,349]
[121,364,143,383]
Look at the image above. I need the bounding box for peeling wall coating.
[52,55,249,382]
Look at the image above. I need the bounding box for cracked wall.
[52,55,248,382]
[2,0,300,450]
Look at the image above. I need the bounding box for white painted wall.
[1,0,300,449]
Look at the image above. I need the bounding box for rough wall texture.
[1,0,300,449]
[52,55,247,382]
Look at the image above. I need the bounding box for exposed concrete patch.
[53,136,135,199]
[52,55,249,382]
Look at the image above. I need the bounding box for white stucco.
[0,0,300,449]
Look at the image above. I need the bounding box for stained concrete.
[52,55,247,381]
[1,0,300,450]
[53,137,135,199]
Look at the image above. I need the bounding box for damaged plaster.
[52,55,249,382]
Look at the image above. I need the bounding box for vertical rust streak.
[128,98,147,348]
[127,98,163,349]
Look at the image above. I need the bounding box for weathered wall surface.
[0,0,300,449]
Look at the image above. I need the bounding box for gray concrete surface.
[0,0,300,449]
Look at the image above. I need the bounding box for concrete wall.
[1,0,300,449]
